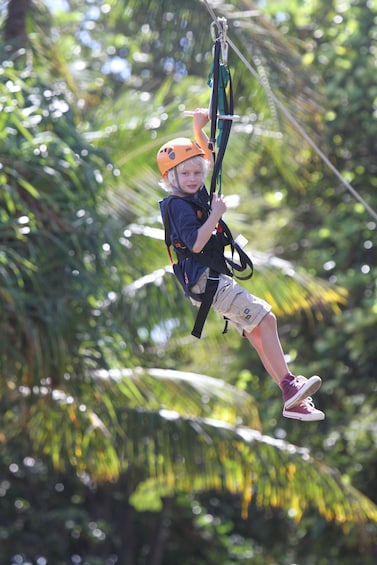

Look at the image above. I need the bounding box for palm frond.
[122,230,347,326]
[95,367,262,428]
[4,367,377,531]
[248,251,348,317]
[128,414,377,528]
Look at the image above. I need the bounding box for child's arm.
[193,108,214,163]
[192,193,227,253]
[191,108,222,253]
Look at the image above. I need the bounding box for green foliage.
[2,0,377,563]
[0,52,122,388]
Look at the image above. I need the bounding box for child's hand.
[211,193,227,220]
[193,108,210,129]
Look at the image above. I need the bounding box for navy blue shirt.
[160,186,210,293]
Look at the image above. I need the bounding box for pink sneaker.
[283,397,325,421]
[280,374,322,409]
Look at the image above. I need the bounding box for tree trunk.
[145,497,173,565]
[4,0,30,43]
[117,501,137,565]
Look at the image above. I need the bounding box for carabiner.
[210,17,228,65]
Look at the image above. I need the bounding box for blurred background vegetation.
[1,0,377,563]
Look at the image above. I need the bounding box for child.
[157,109,325,421]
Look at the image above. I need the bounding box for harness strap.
[162,196,225,338]
[162,195,254,338]
[218,219,254,280]
[208,36,234,197]
[191,269,220,339]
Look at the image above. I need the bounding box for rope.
[200,0,377,223]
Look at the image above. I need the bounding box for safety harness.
[163,18,254,338]
[163,193,253,338]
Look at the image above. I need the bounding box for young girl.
[157,109,325,421]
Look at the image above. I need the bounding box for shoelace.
[291,375,307,389]
[299,397,316,411]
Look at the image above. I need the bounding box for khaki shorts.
[190,269,271,335]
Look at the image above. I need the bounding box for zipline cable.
[201,0,377,224]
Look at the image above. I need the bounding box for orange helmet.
[157,137,205,176]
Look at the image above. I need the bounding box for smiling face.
[170,156,206,196]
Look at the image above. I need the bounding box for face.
[173,157,205,195]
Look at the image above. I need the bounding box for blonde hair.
[159,155,211,192]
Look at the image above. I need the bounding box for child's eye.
[179,170,202,176]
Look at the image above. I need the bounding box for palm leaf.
[128,414,377,528]
[122,232,347,327]
[5,367,377,531]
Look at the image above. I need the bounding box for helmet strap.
[173,169,183,192]
[171,168,189,196]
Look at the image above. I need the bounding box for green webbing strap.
[208,38,234,197]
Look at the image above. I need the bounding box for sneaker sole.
[284,375,322,409]
[283,408,325,422]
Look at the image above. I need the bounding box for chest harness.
[163,193,253,338]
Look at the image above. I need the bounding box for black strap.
[191,269,220,339]
[218,219,254,280]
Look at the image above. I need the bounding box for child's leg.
[244,311,289,385]
[210,275,323,417]
[245,312,323,418]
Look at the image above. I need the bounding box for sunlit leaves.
[1,6,377,561]
[4,366,377,528]
[0,54,124,388]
